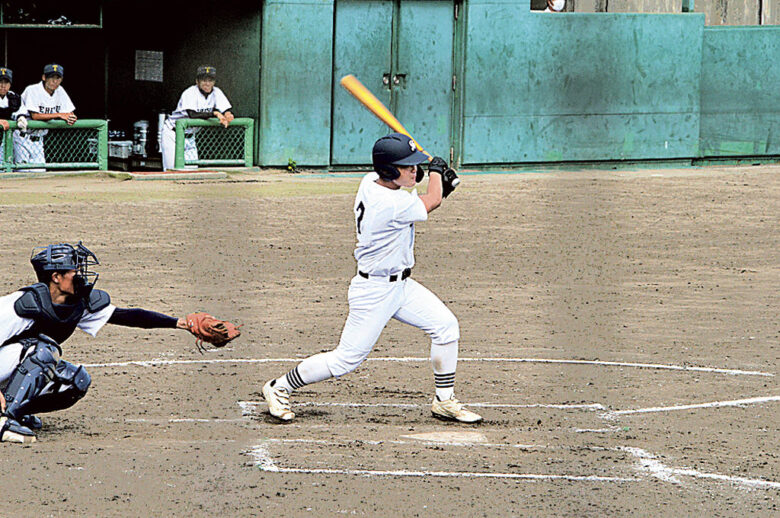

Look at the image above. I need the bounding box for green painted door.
[395,1,454,161]
[332,0,455,166]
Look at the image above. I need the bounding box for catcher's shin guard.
[20,360,91,415]
[2,336,61,421]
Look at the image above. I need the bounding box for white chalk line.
[622,447,780,490]
[604,395,780,418]
[247,444,636,483]
[82,356,773,377]
[262,437,546,449]
[249,440,780,490]
[237,400,605,412]
[124,417,248,424]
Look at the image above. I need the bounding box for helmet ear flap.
[375,163,400,181]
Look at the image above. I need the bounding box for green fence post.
[98,120,108,170]
[244,119,254,167]
[174,120,185,169]
[3,126,12,172]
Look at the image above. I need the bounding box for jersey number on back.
[356,201,365,234]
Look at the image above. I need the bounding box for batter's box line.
[84,356,774,377]
[600,394,780,420]
[249,442,780,490]
[248,443,638,483]
[237,400,606,414]
[621,447,780,490]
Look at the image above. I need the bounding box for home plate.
[400,431,488,444]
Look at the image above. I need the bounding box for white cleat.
[431,396,483,423]
[262,380,295,421]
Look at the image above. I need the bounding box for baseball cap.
[0,67,12,81]
[43,63,64,77]
[196,65,216,78]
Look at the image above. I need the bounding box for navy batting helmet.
[372,133,428,181]
[30,242,99,294]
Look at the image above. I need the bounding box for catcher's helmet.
[30,242,99,295]
[372,133,428,181]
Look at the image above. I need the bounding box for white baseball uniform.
[324,172,459,376]
[268,170,464,412]
[0,291,114,383]
[161,85,232,170]
[13,82,75,170]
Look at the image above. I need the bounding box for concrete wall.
[565,0,775,26]
[765,1,780,24]
[607,0,682,14]
[696,0,760,25]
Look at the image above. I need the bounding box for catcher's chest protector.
[7,283,110,345]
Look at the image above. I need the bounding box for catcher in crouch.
[0,242,240,444]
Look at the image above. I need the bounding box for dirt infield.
[0,166,777,516]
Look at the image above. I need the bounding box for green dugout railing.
[174,118,254,169]
[1,119,108,172]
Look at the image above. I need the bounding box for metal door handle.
[382,73,390,86]
[392,73,406,86]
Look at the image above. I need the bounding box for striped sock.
[273,353,334,394]
[273,366,306,393]
[434,371,455,401]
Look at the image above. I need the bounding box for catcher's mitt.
[186,312,241,353]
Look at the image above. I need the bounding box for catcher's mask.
[31,241,100,297]
[372,133,428,181]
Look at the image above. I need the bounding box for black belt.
[359,268,411,282]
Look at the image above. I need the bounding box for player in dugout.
[0,66,22,163]
[161,65,234,171]
[13,63,76,171]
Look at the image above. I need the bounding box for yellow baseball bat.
[339,74,432,161]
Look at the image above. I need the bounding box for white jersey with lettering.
[19,82,75,137]
[353,172,428,277]
[165,85,231,130]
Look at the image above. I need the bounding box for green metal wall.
[462,1,704,163]
[330,0,455,166]
[97,0,779,168]
[700,26,780,156]
[259,0,334,166]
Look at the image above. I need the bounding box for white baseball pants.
[325,276,459,377]
[12,131,46,172]
[161,124,198,171]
